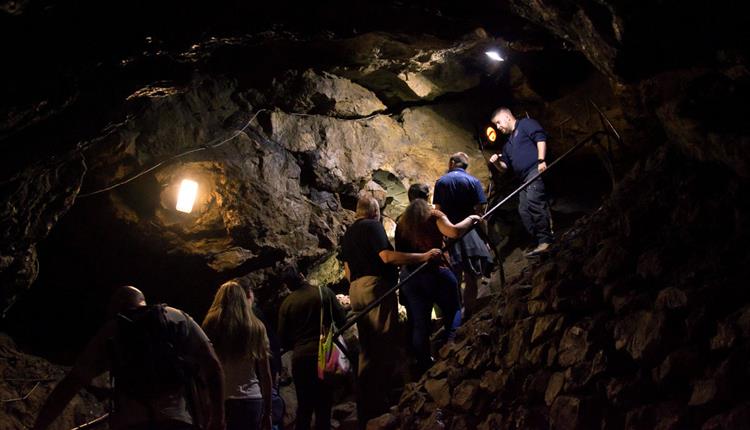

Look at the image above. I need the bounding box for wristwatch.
[537,159,545,164]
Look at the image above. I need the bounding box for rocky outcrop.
[0,333,105,429]
[0,153,86,315]
[270,69,386,117]
[377,146,750,429]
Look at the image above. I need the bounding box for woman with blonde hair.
[203,281,273,430]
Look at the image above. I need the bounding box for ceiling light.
[485,50,504,62]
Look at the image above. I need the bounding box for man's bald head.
[107,285,146,317]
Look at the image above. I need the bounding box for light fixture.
[485,126,497,143]
[176,179,198,213]
[485,50,504,62]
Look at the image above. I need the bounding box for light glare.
[485,50,504,62]
[176,179,198,213]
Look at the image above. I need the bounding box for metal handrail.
[333,117,623,356]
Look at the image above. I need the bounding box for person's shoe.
[525,242,550,257]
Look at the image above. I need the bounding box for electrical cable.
[77,109,269,198]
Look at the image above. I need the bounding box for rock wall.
[0,333,106,429]
[381,146,750,429]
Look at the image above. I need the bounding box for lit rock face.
[325,31,489,103]
[81,78,348,274]
[270,69,386,117]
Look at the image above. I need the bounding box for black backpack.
[108,304,193,399]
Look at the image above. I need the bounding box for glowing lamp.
[485,126,497,142]
[485,50,504,62]
[176,179,198,213]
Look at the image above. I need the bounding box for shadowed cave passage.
[2,1,750,430]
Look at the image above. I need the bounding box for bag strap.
[318,286,324,336]
[318,286,340,334]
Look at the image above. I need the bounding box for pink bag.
[317,287,351,380]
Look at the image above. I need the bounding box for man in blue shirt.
[433,152,493,319]
[490,107,554,256]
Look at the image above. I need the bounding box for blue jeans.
[400,266,460,374]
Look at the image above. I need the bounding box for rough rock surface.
[0,334,105,429]
[372,147,750,429]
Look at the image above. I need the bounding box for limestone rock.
[478,414,503,430]
[625,402,684,430]
[653,348,701,386]
[710,320,736,351]
[531,314,564,344]
[550,396,599,430]
[558,324,592,367]
[424,378,451,408]
[0,334,106,429]
[545,372,566,406]
[689,378,721,407]
[271,69,386,117]
[366,413,399,430]
[451,379,480,411]
[655,287,688,311]
[0,152,85,313]
[702,402,750,430]
[330,32,487,103]
[614,311,667,363]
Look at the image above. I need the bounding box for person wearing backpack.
[33,285,225,430]
[202,281,273,430]
[277,266,347,430]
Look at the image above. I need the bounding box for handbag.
[317,287,351,380]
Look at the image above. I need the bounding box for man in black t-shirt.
[340,195,440,428]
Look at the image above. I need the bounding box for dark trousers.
[401,266,460,374]
[226,398,264,430]
[349,276,400,428]
[519,170,553,245]
[292,355,333,430]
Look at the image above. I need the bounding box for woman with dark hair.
[396,195,480,375]
[203,281,273,430]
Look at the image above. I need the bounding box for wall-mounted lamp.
[176,179,198,213]
[485,126,497,143]
[485,50,504,62]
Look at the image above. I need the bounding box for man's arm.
[343,262,351,282]
[32,371,87,430]
[32,323,111,430]
[378,249,441,266]
[537,140,547,172]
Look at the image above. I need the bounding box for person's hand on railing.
[538,160,547,173]
[422,249,442,262]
